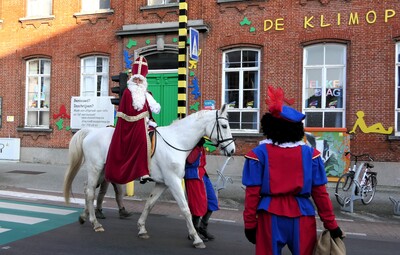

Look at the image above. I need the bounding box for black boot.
[199,211,215,240]
[188,215,208,242]
[119,207,134,219]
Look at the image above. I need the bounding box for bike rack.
[213,157,234,193]
[389,196,400,216]
[339,166,364,213]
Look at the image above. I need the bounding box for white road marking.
[0,213,47,225]
[0,202,76,215]
[0,227,11,233]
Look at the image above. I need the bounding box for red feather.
[266,86,284,118]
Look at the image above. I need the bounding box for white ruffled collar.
[259,138,305,148]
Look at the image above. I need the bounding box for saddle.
[148,130,156,157]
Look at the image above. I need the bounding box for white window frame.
[302,43,347,128]
[147,0,178,6]
[27,0,52,17]
[395,43,400,135]
[81,0,111,13]
[222,48,261,133]
[80,56,109,97]
[25,58,51,128]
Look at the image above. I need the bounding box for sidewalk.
[1,160,400,241]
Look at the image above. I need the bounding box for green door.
[147,73,178,126]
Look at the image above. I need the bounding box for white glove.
[148,120,158,128]
[146,92,161,114]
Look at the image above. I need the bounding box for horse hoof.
[94,227,105,232]
[193,242,206,249]
[138,233,150,239]
[78,216,85,225]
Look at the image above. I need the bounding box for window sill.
[388,135,400,141]
[232,132,262,137]
[19,15,55,28]
[73,9,114,24]
[17,127,53,133]
[140,3,179,11]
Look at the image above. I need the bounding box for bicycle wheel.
[361,174,377,205]
[335,173,354,206]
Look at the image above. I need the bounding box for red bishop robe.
[105,89,151,184]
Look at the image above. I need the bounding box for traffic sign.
[189,27,199,61]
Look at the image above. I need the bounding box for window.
[81,0,110,13]
[81,56,109,97]
[25,59,51,128]
[222,48,260,132]
[395,43,400,135]
[147,0,178,6]
[303,44,346,128]
[27,0,52,17]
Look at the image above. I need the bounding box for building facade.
[1,0,400,182]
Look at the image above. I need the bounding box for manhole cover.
[6,170,45,175]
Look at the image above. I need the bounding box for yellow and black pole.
[178,0,188,119]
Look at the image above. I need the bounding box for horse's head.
[206,104,236,156]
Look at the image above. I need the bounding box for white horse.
[63,104,235,248]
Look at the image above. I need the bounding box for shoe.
[95,208,106,219]
[199,227,215,240]
[139,175,154,184]
[187,232,208,242]
[119,207,134,219]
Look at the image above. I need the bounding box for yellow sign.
[350,111,393,135]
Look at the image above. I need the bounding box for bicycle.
[335,152,377,206]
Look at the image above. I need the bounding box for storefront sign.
[264,9,397,31]
[70,97,114,129]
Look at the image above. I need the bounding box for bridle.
[208,111,235,151]
[155,110,235,152]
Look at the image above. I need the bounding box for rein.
[154,110,234,152]
[154,128,195,152]
[209,111,235,150]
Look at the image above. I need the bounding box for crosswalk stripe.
[0,190,86,205]
[0,201,75,215]
[0,227,11,233]
[0,213,47,225]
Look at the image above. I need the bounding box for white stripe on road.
[0,202,76,215]
[0,191,86,205]
[0,213,47,225]
[0,227,11,233]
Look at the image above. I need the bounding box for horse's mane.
[169,110,213,126]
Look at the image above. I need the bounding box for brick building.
[1,0,400,183]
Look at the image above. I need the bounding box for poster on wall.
[70,97,115,129]
[304,128,350,181]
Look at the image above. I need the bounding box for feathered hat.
[131,56,148,81]
[266,86,305,123]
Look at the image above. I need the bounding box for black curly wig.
[261,113,305,144]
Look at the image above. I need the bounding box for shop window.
[303,44,346,128]
[147,0,178,6]
[81,0,110,13]
[80,56,109,97]
[27,0,52,17]
[222,48,260,132]
[395,43,400,135]
[25,58,51,128]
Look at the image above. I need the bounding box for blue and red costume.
[184,145,219,216]
[242,140,339,255]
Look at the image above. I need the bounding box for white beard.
[127,78,148,111]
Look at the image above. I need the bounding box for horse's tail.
[63,128,91,204]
